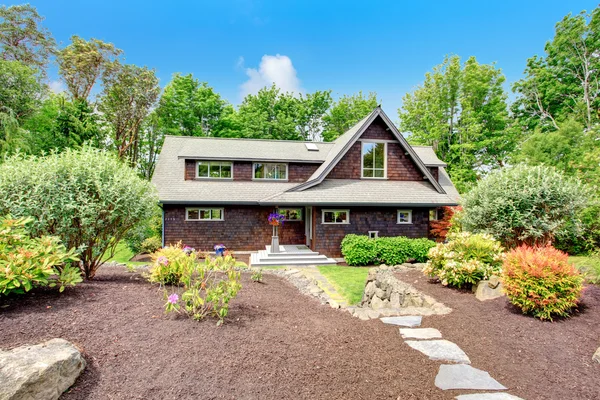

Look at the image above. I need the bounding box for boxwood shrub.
[341,234,435,266]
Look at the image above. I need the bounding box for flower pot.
[215,249,225,257]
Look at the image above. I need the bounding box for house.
[152,106,459,265]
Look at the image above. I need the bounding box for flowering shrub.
[0,215,81,295]
[423,232,504,288]
[268,213,285,226]
[429,206,462,242]
[502,246,583,320]
[341,234,436,266]
[149,243,196,285]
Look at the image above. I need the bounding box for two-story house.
[152,106,459,265]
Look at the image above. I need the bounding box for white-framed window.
[368,231,379,239]
[429,208,439,221]
[397,210,412,224]
[186,208,224,221]
[278,208,303,221]
[361,141,386,178]
[196,161,232,179]
[253,163,288,180]
[322,209,350,224]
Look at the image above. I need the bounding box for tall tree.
[137,111,163,179]
[156,73,227,137]
[399,55,513,192]
[0,4,55,74]
[0,59,44,120]
[321,91,379,141]
[512,8,600,131]
[57,35,122,101]
[98,64,160,163]
[295,90,332,141]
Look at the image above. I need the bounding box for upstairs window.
[254,163,287,180]
[197,161,232,179]
[362,142,386,178]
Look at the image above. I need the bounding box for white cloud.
[49,80,66,94]
[240,54,303,98]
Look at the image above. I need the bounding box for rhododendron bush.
[423,232,504,288]
[501,246,583,321]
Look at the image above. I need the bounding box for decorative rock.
[370,296,386,310]
[374,288,385,299]
[474,280,504,301]
[380,315,422,327]
[593,347,600,364]
[389,292,401,308]
[0,338,86,400]
[328,300,340,309]
[488,275,501,289]
[455,394,524,400]
[399,328,442,339]
[435,364,507,390]
[366,309,381,319]
[405,340,471,364]
[364,281,376,297]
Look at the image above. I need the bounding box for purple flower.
[167,293,179,304]
[214,244,226,251]
[268,212,285,226]
[157,256,169,266]
[183,246,195,255]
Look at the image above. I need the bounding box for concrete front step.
[250,252,337,267]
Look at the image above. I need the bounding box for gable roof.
[287,107,446,194]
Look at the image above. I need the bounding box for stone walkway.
[381,316,524,399]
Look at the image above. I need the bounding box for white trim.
[397,209,412,224]
[185,207,225,221]
[361,141,387,179]
[252,162,289,181]
[196,161,233,180]
[322,209,350,225]
[277,207,303,221]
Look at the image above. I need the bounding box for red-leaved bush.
[501,246,583,320]
[429,206,462,242]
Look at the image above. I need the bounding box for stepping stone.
[405,340,470,364]
[380,315,422,327]
[435,364,507,390]
[399,328,442,339]
[455,394,524,400]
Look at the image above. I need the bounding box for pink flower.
[157,256,169,266]
[167,293,179,304]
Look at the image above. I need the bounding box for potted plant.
[214,244,226,257]
[268,213,285,253]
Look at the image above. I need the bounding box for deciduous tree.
[322,91,379,141]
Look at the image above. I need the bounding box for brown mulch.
[1,267,446,400]
[396,269,600,400]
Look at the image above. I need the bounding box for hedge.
[341,234,435,266]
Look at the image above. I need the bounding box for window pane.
[265,164,276,179]
[335,211,348,223]
[209,163,221,177]
[254,163,264,179]
[187,209,199,220]
[278,164,287,180]
[211,209,222,220]
[398,211,411,223]
[362,143,375,169]
[374,143,385,168]
[429,209,438,221]
[324,212,334,223]
[198,163,208,177]
[200,209,211,220]
[221,163,232,178]
[374,169,384,178]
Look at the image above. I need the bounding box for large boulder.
[0,338,86,400]
[473,278,505,301]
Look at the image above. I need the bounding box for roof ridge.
[164,135,333,145]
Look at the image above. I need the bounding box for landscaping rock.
[488,275,501,289]
[455,394,524,400]
[474,279,505,301]
[0,338,85,400]
[380,315,422,327]
[435,364,507,390]
[593,347,600,364]
[399,328,442,339]
[405,340,471,364]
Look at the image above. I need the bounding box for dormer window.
[197,161,232,179]
[253,163,288,180]
[362,141,386,178]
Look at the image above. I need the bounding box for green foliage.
[341,234,436,266]
[322,91,379,142]
[0,147,158,279]
[502,246,583,320]
[0,59,44,120]
[0,215,80,296]
[569,254,600,284]
[123,205,162,254]
[399,55,514,192]
[423,232,504,288]
[251,268,263,283]
[461,165,589,248]
[140,237,162,254]
[0,4,56,74]
[149,243,195,285]
[158,246,242,325]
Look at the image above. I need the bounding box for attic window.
[305,143,319,151]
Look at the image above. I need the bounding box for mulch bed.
[1,267,447,400]
[396,269,600,400]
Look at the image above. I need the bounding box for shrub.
[341,234,436,266]
[424,232,504,288]
[0,215,81,295]
[140,237,162,254]
[0,147,157,279]
[161,249,242,325]
[502,246,583,320]
[124,205,163,254]
[429,206,462,242]
[461,165,589,248]
[149,243,195,285]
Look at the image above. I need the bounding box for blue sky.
[17,0,599,116]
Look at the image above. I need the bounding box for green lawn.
[318,266,370,305]
[103,241,148,266]
[569,255,600,284]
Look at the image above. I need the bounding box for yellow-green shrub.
[502,246,583,320]
[149,243,195,285]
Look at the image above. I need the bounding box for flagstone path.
[381,316,524,399]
